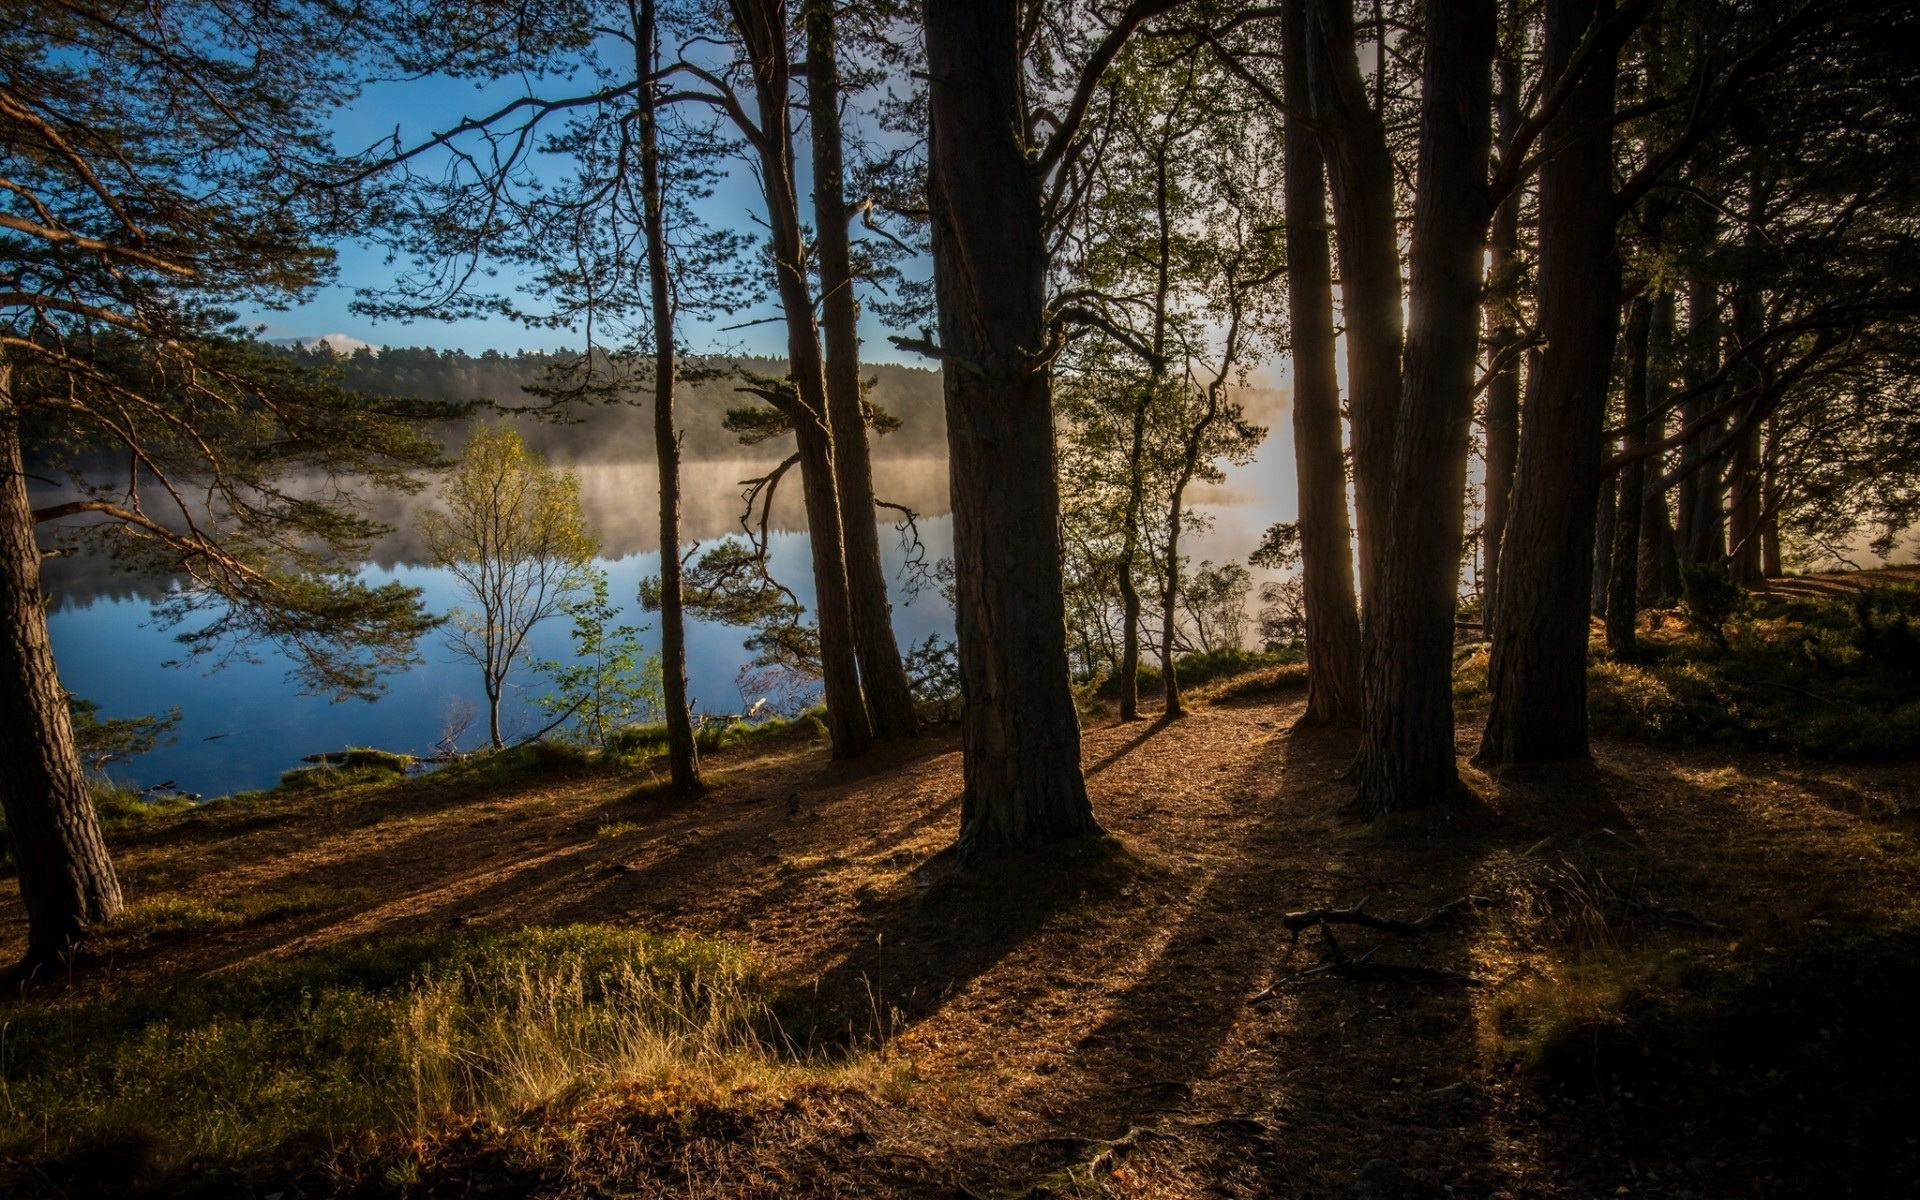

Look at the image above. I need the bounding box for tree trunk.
[1592,473,1618,617]
[487,678,505,750]
[1351,0,1495,816]
[1116,400,1147,721]
[1760,420,1782,578]
[1727,290,1765,585]
[1305,0,1402,612]
[805,0,917,740]
[1284,0,1361,726]
[1606,296,1653,656]
[1480,0,1622,764]
[923,0,1099,860]
[0,377,124,969]
[1481,51,1524,638]
[1161,482,1188,719]
[1639,291,1682,603]
[1727,417,1764,584]
[734,0,871,758]
[1679,267,1726,567]
[638,0,700,788]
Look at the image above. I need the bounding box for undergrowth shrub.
[1485,928,1920,1181]
[1590,585,1920,759]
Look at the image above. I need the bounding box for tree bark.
[1116,394,1149,721]
[1351,0,1496,816]
[1284,0,1361,726]
[1727,289,1765,585]
[1,372,125,968]
[1606,296,1653,656]
[1679,267,1726,567]
[1480,0,1623,764]
[1305,0,1402,612]
[1760,420,1782,578]
[1592,472,1618,617]
[805,0,917,740]
[923,0,1100,860]
[638,0,701,788]
[733,0,871,759]
[1639,291,1682,603]
[1481,51,1524,638]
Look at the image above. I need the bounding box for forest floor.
[6,590,1920,1197]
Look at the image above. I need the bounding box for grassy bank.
[0,925,892,1183]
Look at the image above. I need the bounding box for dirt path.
[6,683,1919,1197]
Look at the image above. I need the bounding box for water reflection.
[40,414,1298,798]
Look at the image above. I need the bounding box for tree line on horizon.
[3,0,1917,971]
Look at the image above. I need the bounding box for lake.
[40,403,1298,798]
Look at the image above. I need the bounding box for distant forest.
[282,344,949,463]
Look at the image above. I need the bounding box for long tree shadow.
[947,713,1646,1197]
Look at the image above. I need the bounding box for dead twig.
[1281,894,1484,940]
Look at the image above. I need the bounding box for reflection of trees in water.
[37,455,953,608]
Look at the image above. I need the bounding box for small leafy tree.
[533,571,662,751]
[421,426,596,749]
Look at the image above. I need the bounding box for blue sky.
[248,56,927,365]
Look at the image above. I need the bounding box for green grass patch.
[606,711,827,760]
[100,885,373,946]
[0,926,836,1171]
[1097,647,1302,702]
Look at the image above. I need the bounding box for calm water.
[42,423,1298,798]
[41,457,961,797]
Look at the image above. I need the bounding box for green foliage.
[0,926,784,1165]
[1680,564,1745,649]
[64,699,179,777]
[422,425,597,744]
[533,570,663,751]
[903,635,962,724]
[1590,587,1920,758]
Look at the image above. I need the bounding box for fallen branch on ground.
[1251,897,1487,997]
[1281,894,1483,941]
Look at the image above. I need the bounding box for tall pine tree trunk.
[1760,422,1783,578]
[805,0,917,739]
[637,0,700,788]
[1639,292,1683,603]
[1116,396,1149,721]
[1727,289,1766,585]
[1305,0,1402,612]
[1284,0,1361,726]
[0,373,124,968]
[1679,267,1727,567]
[1482,51,1524,638]
[1351,0,1495,816]
[923,0,1099,860]
[1480,0,1623,764]
[735,0,870,758]
[1607,296,1654,656]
